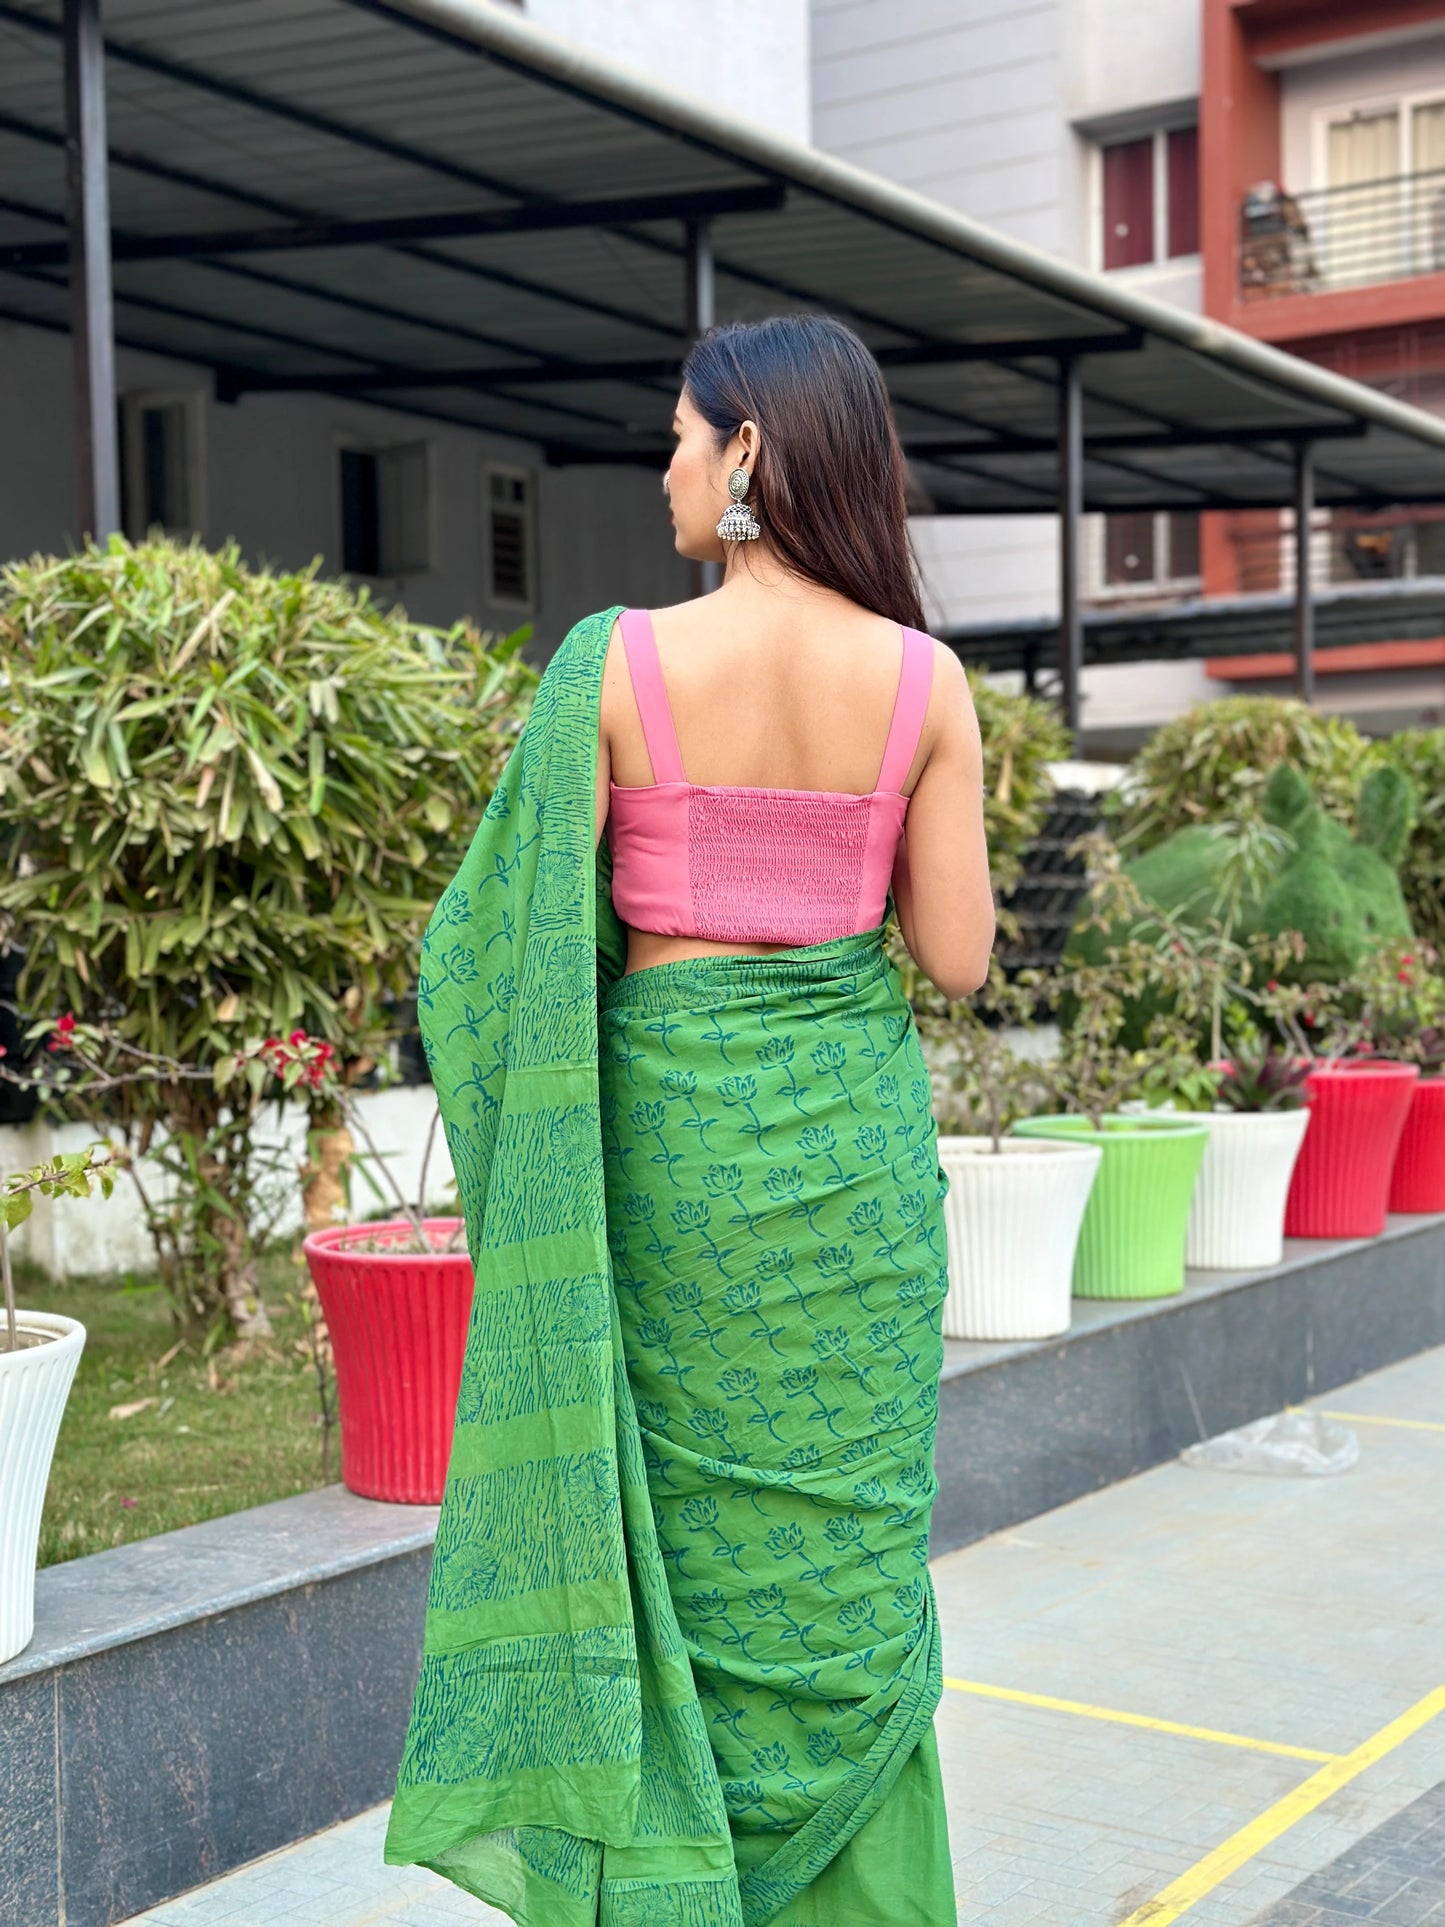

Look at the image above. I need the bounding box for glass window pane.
[1104,511,1156,586]
[1166,125,1199,257]
[340,448,380,576]
[1102,138,1154,269]
[1167,511,1201,579]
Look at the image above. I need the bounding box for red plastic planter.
[1388,1076,1445,1214]
[1284,1062,1420,1240]
[302,1220,474,1504]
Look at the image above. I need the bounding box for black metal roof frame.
[3,0,1445,516]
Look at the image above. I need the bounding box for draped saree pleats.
[383,607,957,1926]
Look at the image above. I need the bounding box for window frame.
[1090,509,1204,600]
[483,461,538,613]
[334,434,437,581]
[119,388,206,541]
[1090,114,1201,274]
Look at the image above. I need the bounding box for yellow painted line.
[1116,1686,1445,1927]
[940,1677,1337,1763]
[1317,1408,1445,1435]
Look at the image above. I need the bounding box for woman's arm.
[890,642,995,1003]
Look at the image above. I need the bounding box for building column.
[64,0,121,541]
[1057,357,1084,744]
[684,216,721,597]
[1293,441,1315,704]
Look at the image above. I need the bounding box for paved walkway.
[124,1346,1445,1927]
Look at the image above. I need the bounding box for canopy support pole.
[1058,356,1084,744]
[684,215,721,598]
[63,0,120,541]
[1293,441,1316,703]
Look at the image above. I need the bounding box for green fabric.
[383,606,956,1926]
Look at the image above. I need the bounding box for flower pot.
[302,1220,474,1505]
[1179,1107,1312,1270]
[1012,1115,1208,1299]
[0,1311,86,1666]
[936,1135,1102,1340]
[1388,1076,1445,1215]
[1284,1061,1420,1239]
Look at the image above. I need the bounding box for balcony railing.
[1237,169,1445,299]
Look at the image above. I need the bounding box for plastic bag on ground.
[1180,1409,1359,1477]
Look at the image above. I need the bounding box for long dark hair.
[680,313,926,631]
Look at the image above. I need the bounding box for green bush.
[0,536,535,1333]
[1107,696,1370,849]
[1373,728,1445,956]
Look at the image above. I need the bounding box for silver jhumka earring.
[716,465,761,541]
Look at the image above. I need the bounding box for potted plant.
[0,1146,122,1665]
[1264,953,1424,1241]
[920,966,1100,1341]
[240,1033,473,1506]
[1368,944,1445,1215]
[1013,891,1210,1300]
[1170,1044,1313,1271]
[1391,1025,1445,1214]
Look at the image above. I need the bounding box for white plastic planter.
[1181,1109,1312,1271]
[0,1311,85,1666]
[936,1135,1102,1341]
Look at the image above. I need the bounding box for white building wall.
[520,0,812,144]
[810,0,1213,739]
[0,319,688,663]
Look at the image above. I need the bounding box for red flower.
[1266,979,1279,992]
[1398,969,1414,984]
[289,1029,309,1048]
[118,1496,138,1509]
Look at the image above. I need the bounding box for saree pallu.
[383,606,957,1926]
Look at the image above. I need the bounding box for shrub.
[1107,696,1370,850]
[1374,729,1445,956]
[0,536,535,1335]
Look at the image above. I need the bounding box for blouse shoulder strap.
[875,626,934,795]
[618,608,686,785]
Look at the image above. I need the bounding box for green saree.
[383,606,956,1926]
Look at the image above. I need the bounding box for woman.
[384,314,994,1927]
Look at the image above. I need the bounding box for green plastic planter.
[1011,1115,1209,1299]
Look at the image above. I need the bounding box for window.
[1098,122,1199,270]
[1326,93,1445,279]
[119,391,203,538]
[339,441,432,577]
[486,465,536,608]
[1100,510,1201,593]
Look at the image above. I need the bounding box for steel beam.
[1058,357,1084,742]
[1,183,787,270]
[1294,442,1316,704]
[62,0,119,539]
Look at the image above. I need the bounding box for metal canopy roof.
[942,578,1445,676]
[3,0,1445,513]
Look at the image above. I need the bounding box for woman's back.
[604,597,931,797]
[596,585,994,1001]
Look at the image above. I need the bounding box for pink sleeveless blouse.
[605,607,933,946]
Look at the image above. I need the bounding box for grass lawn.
[18,1243,336,1567]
